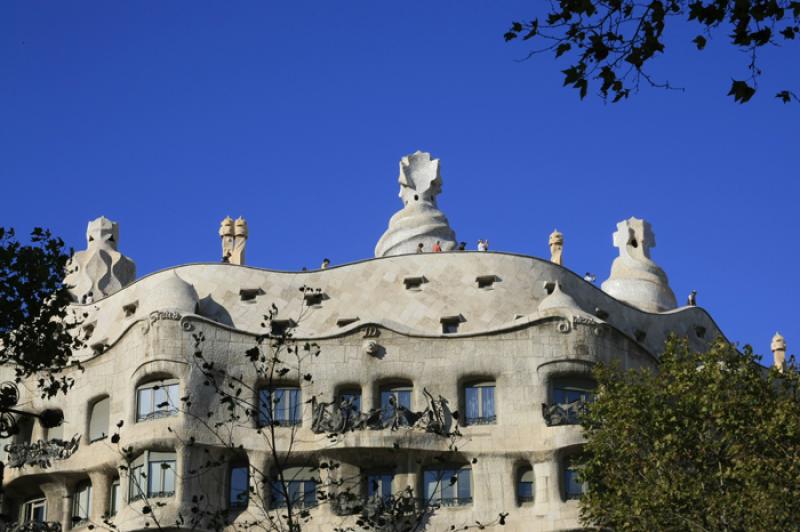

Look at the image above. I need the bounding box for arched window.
[270,466,318,509]
[129,451,177,501]
[379,382,412,425]
[89,397,110,442]
[258,386,301,427]
[72,481,92,526]
[136,379,179,422]
[422,466,472,506]
[517,465,534,504]
[464,381,496,425]
[229,463,249,509]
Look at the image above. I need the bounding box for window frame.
[464,381,497,425]
[129,450,177,502]
[270,466,319,509]
[365,471,394,502]
[72,481,93,526]
[562,455,585,501]
[109,478,120,516]
[258,386,302,427]
[516,465,534,504]
[21,497,47,523]
[422,466,472,507]
[229,463,250,510]
[135,379,180,422]
[89,396,110,443]
[379,383,413,425]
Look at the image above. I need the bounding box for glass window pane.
[167,384,180,411]
[396,390,411,409]
[441,470,455,500]
[481,386,495,419]
[457,469,471,501]
[137,388,152,419]
[149,461,163,495]
[423,470,438,500]
[110,480,120,515]
[259,389,271,425]
[90,397,110,441]
[465,387,479,420]
[340,391,361,412]
[289,389,300,422]
[230,466,249,507]
[303,481,316,507]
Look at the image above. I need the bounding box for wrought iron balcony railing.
[542,399,587,426]
[4,436,80,468]
[464,415,497,426]
[7,522,62,532]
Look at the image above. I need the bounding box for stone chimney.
[771,332,787,372]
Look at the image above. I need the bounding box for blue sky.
[2,1,797,360]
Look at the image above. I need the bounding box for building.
[2,152,726,531]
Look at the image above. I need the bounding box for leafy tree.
[578,336,800,531]
[504,0,800,103]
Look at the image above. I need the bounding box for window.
[366,472,394,502]
[21,498,47,523]
[270,466,318,509]
[109,479,120,516]
[423,467,472,506]
[129,451,177,501]
[441,317,460,334]
[259,387,301,427]
[403,276,426,290]
[72,481,92,526]
[16,418,34,445]
[476,275,498,289]
[338,388,362,413]
[380,384,412,425]
[544,377,596,426]
[562,455,585,501]
[136,380,179,422]
[229,464,249,509]
[464,382,496,425]
[517,466,534,504]
[89,397,110,442]
[551,377,595,405]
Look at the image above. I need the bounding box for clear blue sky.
[2,2,797,360]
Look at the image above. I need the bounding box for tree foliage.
[0,227,81,398]
[578,337,800,531]
[505,0,800,103]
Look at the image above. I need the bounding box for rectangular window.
[21,498,47,523]
[230,465,249,509]
[72,482,92,524]
[552,377,595,405]
[367,473,393,501]
[89,397,110,442]
[380,386,412,425]
[110,479,120,516]
[422,467,472,506]
[259,387,302,427]
[136,381,179,422]
[517,467,534,503]
[339,390,362,413]
[270,467,318,509]
[464,383,496,425]
[563,457,585,500]
[129,451,177,501]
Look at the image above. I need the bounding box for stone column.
[40,481,67,527]
[533,457,559,515]
[89,471,111,521]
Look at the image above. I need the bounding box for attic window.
[403,276,427,291]
[476,275,499,289]
[440,315,464,335]
[634,329,647,342]
[695,326,707,339]
[122,301,138,318]
[304,291,326,307]
[594,307,609,320]
[240,288,265,302]
[543,281,556,295]
[336,317,360,328]
[270,319,296,337]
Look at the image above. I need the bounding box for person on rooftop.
[416,243,424,253]
[432,241,442,252]
[321,258,330,269]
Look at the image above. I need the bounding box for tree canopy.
[505,0,800,103]
[0,227,80,398]
[579,337,800,531]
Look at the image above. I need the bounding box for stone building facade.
[2,152,725,532]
